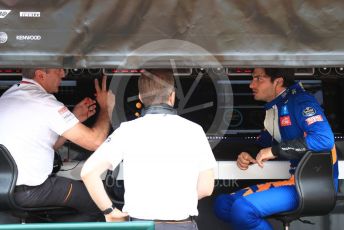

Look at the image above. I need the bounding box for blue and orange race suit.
[214,82,338,230]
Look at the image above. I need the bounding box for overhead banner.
[0,0,343,67]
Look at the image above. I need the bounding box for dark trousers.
[154,221,198,230]
[14,176,104,222]
[130,217,198,230]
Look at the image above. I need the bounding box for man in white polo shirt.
[81,69,216,229]
[0,68,112,221]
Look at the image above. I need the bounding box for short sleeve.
[46,99,79,135]
[89,127,125,170]
[194,126,217,172]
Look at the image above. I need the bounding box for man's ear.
[169,91,176,106]
[276,77,284,86]
[35,69,46,80]
[171,90,176,98]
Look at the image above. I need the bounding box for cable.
[60,160,82,171]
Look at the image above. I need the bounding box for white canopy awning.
[0,0,343,67]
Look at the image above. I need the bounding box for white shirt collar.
[21,77,47,93]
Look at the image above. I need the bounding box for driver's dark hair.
[265,68,295,87]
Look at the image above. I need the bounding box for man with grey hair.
[0,68,112,221]
[81,69,216,229]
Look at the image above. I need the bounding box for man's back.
[81,70,215,226]
[95,113,215,220]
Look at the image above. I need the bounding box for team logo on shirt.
[58,106,68,115]
[305,115,323,125]
[302,107,316,117]
[280,116,292,126]
[280,105,289,116]
[58,106,74,122]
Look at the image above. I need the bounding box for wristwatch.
[102,204,115,215]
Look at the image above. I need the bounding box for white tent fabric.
[0,0,343,67]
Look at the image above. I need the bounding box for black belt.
[130,216,194,223]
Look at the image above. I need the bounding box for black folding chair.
[273,151,336,230]
[0,144,74,223]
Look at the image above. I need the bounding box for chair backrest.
[0,144,20,211]
[295,151,336,217]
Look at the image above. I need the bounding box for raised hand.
[73,97,97,122]
[94,76,108,109]
[107,91,116,121]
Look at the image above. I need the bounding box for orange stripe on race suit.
[269,176,295,187]
[256,182,273,192]
[304,132,336,165]
[331,146,337,165]
[257,176,295,192]
[242,176,295,196]
[243,188,254,196]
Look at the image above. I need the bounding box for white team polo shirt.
[88,114,216,220]
[0,78,79,186]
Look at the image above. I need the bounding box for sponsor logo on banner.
[306,115,323,125]
[0,10,11,18]
[280,116,292,127]
[0,32,8,43]
[16,35,41,41]
[20,12,40,17]
[302,107,316,117]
